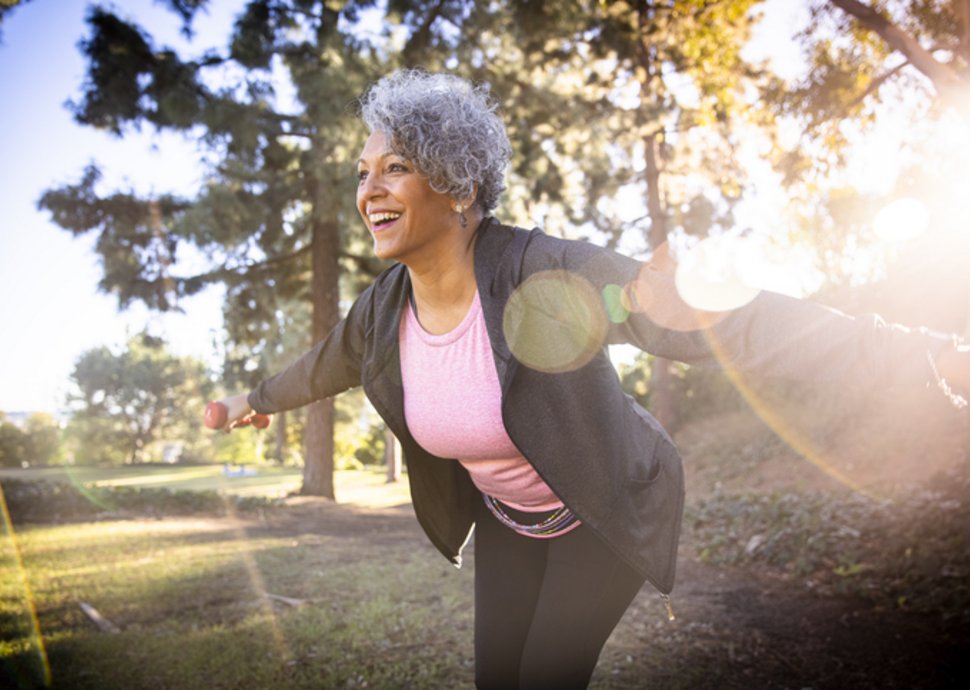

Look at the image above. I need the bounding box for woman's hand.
[207,393,255,431]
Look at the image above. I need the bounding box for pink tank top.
[399,290,563,511]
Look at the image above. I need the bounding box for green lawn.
[0,466,466,689]
[0,512,472,690]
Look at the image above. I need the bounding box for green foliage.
[334,389,385,470]
[0,420,29,468]
[619,353,748,423]
[0,413,63,468]
[39,0,787,487]
[765,0,970,290]
[0,478,279,523]
[66,333,213,464]
[22,413,63,465]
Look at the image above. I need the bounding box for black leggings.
[473,498,646,690]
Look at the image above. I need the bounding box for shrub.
[0,478,279,524]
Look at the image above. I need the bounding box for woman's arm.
[217,284,374,421]
[534,231,956,392]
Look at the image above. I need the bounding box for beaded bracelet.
[482,493,579,538]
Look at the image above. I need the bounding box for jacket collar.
[366,216,527,392]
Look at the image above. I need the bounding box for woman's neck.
[406,219,481,334]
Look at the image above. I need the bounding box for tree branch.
[402,0,449,66]
[842,58,910,113]
[828,0,962,95]
[957,0,970,62]
[185,244,313,287]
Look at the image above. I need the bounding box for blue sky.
[0,0,810,414]
[0,0,247,412]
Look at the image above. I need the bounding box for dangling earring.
[453,203,468,229]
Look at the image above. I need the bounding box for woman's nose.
[358,173,384,202]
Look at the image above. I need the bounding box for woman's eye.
[356,170,368,183]
[388,162,408,173]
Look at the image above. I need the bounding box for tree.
[67,333,212,464]
[41,0,776,486]
[0,412,63,467]
[39,1,392,495]
[768,0,970,329]
[0,414,29,468]
[827,0,969,109]
[24,413,62,465]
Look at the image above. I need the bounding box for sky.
[0,0,248,413]
[0,0,811,414]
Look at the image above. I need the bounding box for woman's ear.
[461,184,479,211]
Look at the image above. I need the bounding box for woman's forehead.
[358,130,396,162]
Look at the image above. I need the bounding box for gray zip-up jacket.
[249,218,947,594]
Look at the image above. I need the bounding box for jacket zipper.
[660,593,675,622]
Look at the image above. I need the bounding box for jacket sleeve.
[247,286,371,415]
[528,230,952,390]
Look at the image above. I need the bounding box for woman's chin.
[372,240,398,262]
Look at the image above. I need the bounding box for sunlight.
[220,496,295,666]
[673,234,763,312]
[872,197,929,243]
[0,483,51,686]
[503,270,608,374]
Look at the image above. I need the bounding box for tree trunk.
[643,131,680,432]
[301,207,341,499]
[637,3,680,433]
[274,409,287,464]
[385,427,401,484]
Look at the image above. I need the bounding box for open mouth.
[369,211,402,231]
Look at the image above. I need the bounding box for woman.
[215,69,970,689]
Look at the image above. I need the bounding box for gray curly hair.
[358,70,512,214]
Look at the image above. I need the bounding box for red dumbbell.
[204,401,271,430]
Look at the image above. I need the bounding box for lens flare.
[0,481,52,686]
[674,235,763,312]
[698,331,876,498]
[503,270,608,373]
[631,242,877,496]
[220,494,294,663]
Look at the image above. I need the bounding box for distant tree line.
[0,412,61,468]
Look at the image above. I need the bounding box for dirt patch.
[596,547,970,689]
[152,394,970,688]
[223,487,969,689]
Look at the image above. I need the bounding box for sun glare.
[674,235,763,312]
[872,197,930,243]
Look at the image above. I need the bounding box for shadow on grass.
[6,507,474,690]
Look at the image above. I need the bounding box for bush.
[0,478,280,524]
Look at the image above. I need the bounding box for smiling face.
[356,130,460,264]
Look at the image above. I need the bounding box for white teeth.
[369,212,402,224]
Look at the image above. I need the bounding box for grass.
[1,496,473,689]
[0,466,433,688]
